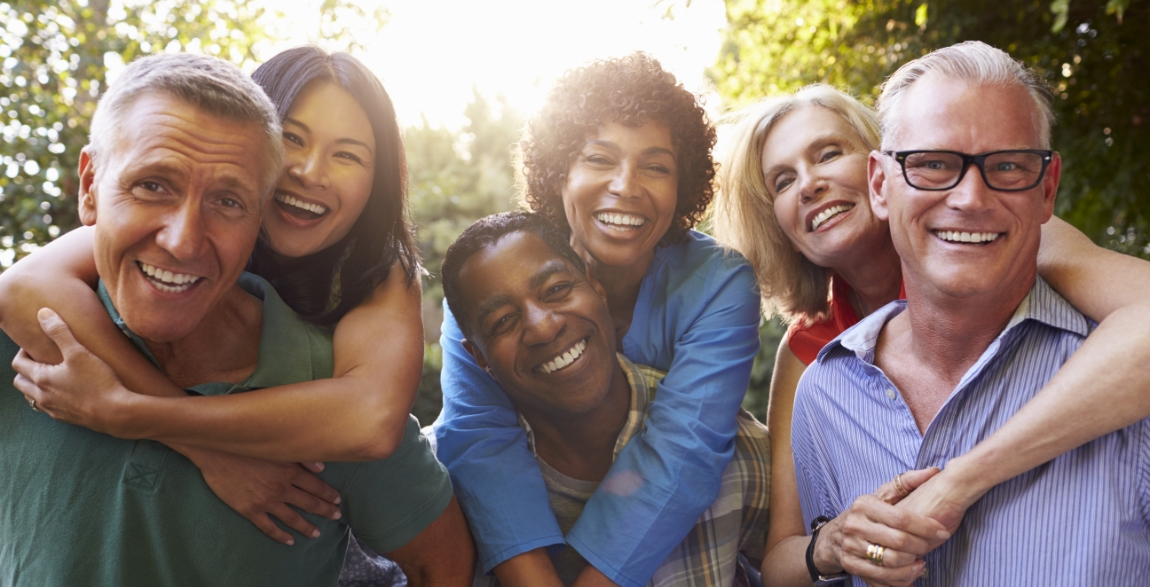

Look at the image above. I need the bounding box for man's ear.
[77,147,98,226]
[461,338,494,378]
[868,150,891,221]
[1039,152,1062,224]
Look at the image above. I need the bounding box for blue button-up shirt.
[792,277,1150,586]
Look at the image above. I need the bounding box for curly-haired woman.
[435,52,763,587]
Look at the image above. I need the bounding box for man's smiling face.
[458,230,618,418]
[79,91,269,343]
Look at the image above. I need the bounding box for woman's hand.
[12,308,138,436]
[814,468,949,587]
[180,446,343,545]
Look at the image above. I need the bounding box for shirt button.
[886,388,897,400]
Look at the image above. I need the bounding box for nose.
[946,164,995,213]
[156,198,206,262]
[608,162,641,199]
[797,167,826,205]
[522,302,563,347]
[287,147,330,190]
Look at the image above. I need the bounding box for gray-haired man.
[792,41,1150,586]
[0,53,472,586]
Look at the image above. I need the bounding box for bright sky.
[272,0,728,128]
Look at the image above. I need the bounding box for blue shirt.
[792,277,1150,586]
[435,231,761,587]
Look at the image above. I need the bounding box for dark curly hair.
[517,52,716,245]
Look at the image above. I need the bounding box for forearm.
[118,375,411,461]
[435,303,563,570]
[491,549,565,587]
[763,536,816,587]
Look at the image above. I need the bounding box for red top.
[785,274,906,365]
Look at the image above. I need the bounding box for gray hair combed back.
[877,41,1055,150]
[88,53,284,198]
[714,84,880,323]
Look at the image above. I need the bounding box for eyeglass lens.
[903,151,1046,190]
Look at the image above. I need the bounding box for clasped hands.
[812,466,973,587]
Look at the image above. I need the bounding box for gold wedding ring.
[866,543,886,567]
[27,397,39,412]
[893,473,910,498]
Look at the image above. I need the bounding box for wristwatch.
[807,516,850,585]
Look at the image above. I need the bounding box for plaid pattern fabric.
[513,355,770,587]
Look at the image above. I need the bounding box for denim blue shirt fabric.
[792,277,1150,586]
[434,230,761,587]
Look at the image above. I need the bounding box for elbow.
[349,411,408,461]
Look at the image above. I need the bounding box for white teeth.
[275,193,328,215]
[138,262,201,293]
[594,212,646,228]
[537,338,588,374]
[810,204,854,231]
[934,230,1001,244]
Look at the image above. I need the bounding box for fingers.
[36,308,83,355]
[290,466,342,511]
[284,484,342,521]
[266,502,321,541]
[247,511,297,546]
[874,467,940,505]
[843,494,947,556]
[300,461,325,474]
[12,373,46,413]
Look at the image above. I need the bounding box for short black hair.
[442,211,586,339]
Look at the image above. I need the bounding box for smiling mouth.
[594,212,646,231]
[809,204,854,231]
[933,230,1002,245]
[138,261,202,293]
[535,337,589,374]
[275,192,328,220]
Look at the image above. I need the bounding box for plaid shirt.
[497,354,770,587]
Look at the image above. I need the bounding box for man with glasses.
[791,41,1150,586]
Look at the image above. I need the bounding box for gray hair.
[714,84,880,323]
[88,53,284,199]
[877,41,1055,150]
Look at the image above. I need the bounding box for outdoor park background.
[1,0,1146,424]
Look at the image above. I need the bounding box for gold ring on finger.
[866,543,886,567]
[27,397,39,412]
[893,473,910,498]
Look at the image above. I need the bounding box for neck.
[833,236,903,319]
[903,274,1033,381]
[521,359,633,482]
[583,252,653,346]
[144,285,263,389]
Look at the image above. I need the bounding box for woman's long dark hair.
[248,47,419,326]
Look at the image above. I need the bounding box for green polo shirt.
[0,273,452,586]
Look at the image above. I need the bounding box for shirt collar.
[97,272,333,396]
[825,275,1091,364]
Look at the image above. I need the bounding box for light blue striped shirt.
[792,277,1150,586]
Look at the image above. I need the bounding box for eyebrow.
[584,140,675,160]
[473,260,573,325]
[283,117,374,153]
[762,132,848,178]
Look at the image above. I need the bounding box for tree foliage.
[712,0,1150,257]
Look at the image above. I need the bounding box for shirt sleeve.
[433,303,565,572]
[344,415,455,554]
[566,259,762,587]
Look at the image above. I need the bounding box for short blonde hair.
[713,84,880,323]
[878,41,1055,150]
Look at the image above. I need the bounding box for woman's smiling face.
[561,121,679,273]
[761,105,887,270]
[262,81,376,258]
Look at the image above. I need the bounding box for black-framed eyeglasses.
[884,149,1054,192]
